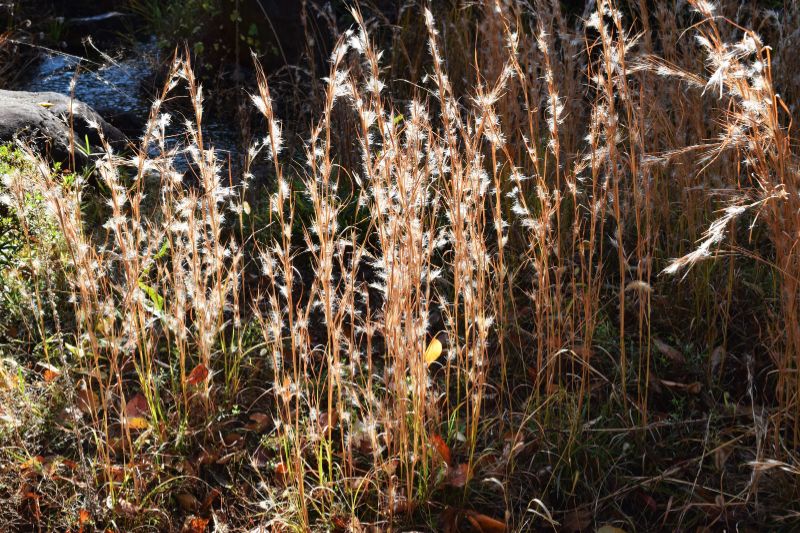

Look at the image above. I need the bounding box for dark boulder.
[0,89,126,165]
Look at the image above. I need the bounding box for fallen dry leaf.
[251,445,271,468]
[125,392,149,419]
[78,508,91,533]
[125,416,150,430]
[561,507,592,532]
[196,449,219,466]
[202,488,221,511]
[465,510,507,533]
[76,380,99,415]
[181,516,209,533]
[187,363,209,386]
[653,338,686,365]
[425,337,443,365]
[440,507,460,533]
[112,497,140,517]
[446,463,471,488]
[222,431,244,447]
[244,412,272,433]
[274,461,289,485]
[110,464,126,482]
[709,345,726,375]
[331,515,349,531]
[391,495,415,514]
[431,433,452,466]
[660,380,702,394]
[37,362,61,382]
[318,409,339,433]
[176,492,200,513]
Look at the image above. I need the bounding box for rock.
[0,89,125,165]
[65,12,133,47]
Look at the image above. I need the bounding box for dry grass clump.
[1,0,800,530]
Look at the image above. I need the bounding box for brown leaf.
[274,461,289,485]
[331,515,349,531]
[113,497,140,517]
[110,464,125,482]
[647,372,664,395]
[465,510,507,533]
[561,507,592,532]
[181,516,209,533]
[431,433,452,466]
[108,437,125,455]
[473,453,502,477]
[244,412,272,433]
[391,495,415,514]
[176,492,200,513]
[318,409,339,433]
[709,346,726,375]
[660,380,702,394]
[187,363,209,386]
[125,393,149,419]
[251,445,271,468]
[76,380,99,415]
[222,432,244,448]
[196,449,219,466]
[202,488,221,511]
[653,338,686,365]
[354,432,374,455]
[23,490,41,520]
[440,507,460,533]
[78,508,90,533]
[446,463,471,488]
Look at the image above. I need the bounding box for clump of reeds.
[2,0,799,529]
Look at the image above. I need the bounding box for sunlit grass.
[1,0,799,530]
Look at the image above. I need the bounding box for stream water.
[19,38,244,171]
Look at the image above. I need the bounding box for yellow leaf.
[37,101,54,108]
[38,362,61,382]
[126,416,149,430]
[424,337,443,364]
